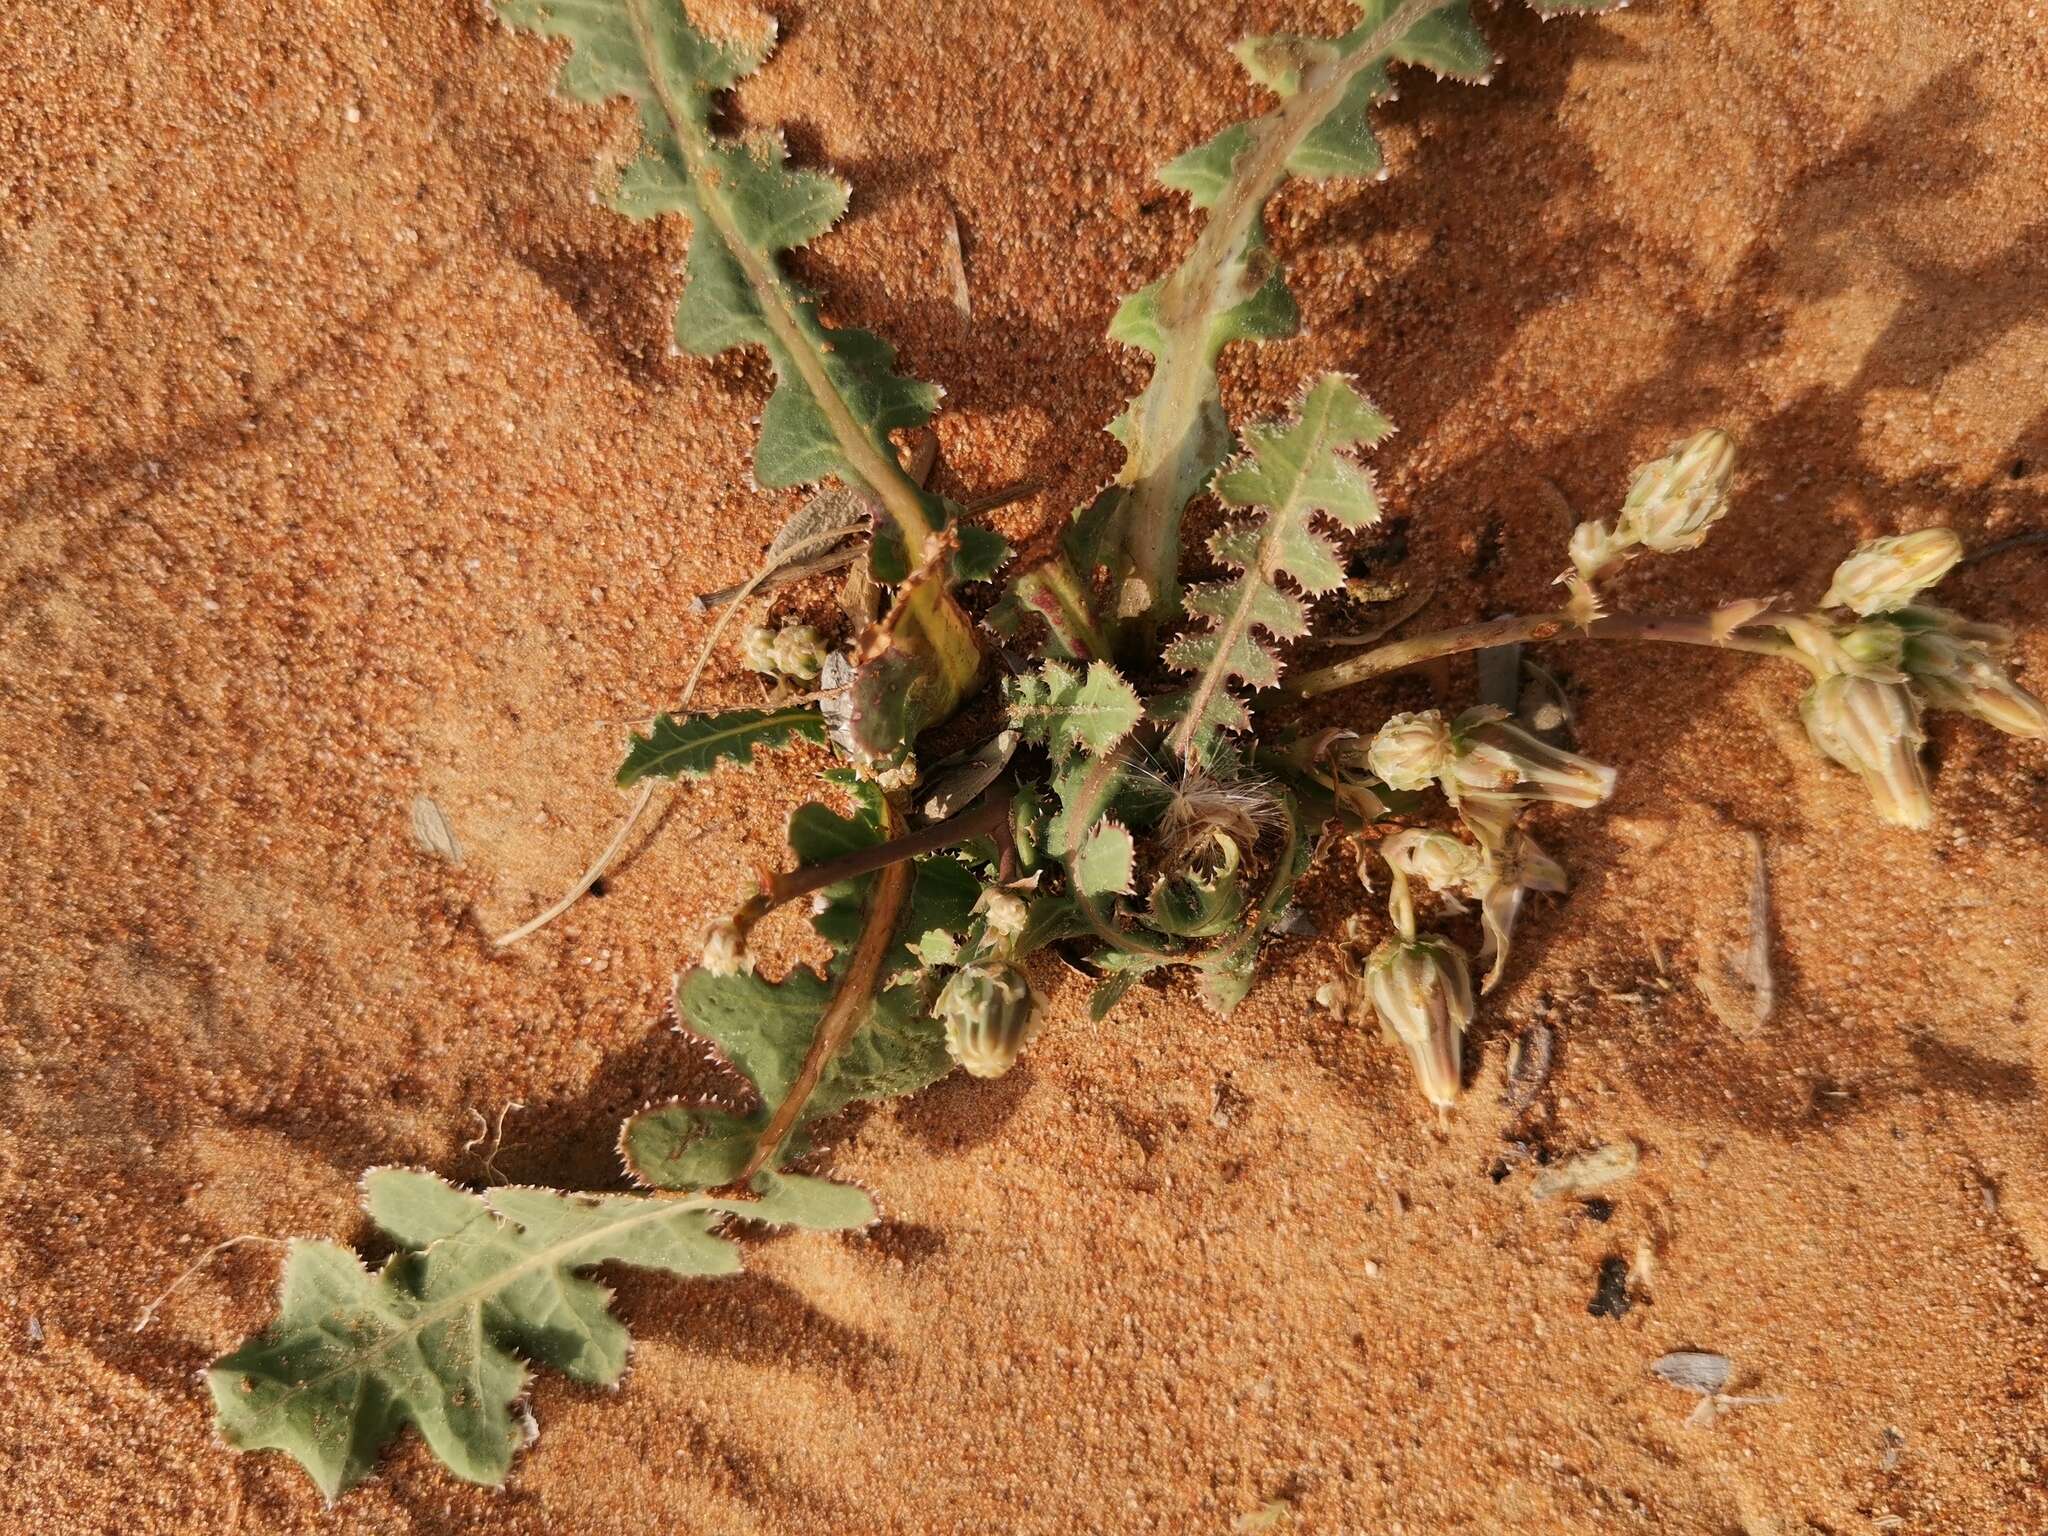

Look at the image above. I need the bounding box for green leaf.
[1076,0,1465,630]
[497,0,982,745]
[622,786,976,1188]
[209,1169,869,1501]
[1164,374,1390,759]
[1004,660,1145,764]
[616,706,826,787]
[1073,820,1137,897]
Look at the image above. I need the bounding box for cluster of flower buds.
[1362,707,1617,817]
[699,916,752,978]
[741,621,830,684]
[935,960,1042,1079]
[1560,430,1737,620]
[1783,529,2045,827]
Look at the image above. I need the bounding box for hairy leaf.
[622,780,977,1187]
[1072,820,1138,897]
[496,0,981,741]
[1069,0,1582,632]
[210,1169,869,1500]
[1165,374,1390,758]
[616,705,826,787]
[1005,660,1146,764]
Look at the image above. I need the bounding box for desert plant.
[205,0,2044,1501]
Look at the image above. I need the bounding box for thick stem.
[1014,554,1110,660]
[1281,611,1801,700]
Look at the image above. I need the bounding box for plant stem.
[1281,611,1801,699]
[624,0,980,707]
[1013,554,1111,660]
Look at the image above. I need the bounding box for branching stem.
[1281,610,1802,699]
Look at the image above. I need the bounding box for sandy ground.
[5,0,2047,1531]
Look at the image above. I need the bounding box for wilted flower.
[1365,935,1474,1113]
[1445,707,1617,813]
[935,961,1041,1079]
[699,917,752,977]
[1616,428,1736,553]
[1378,828,1484,940]
[1905,631,2048,739]
[1476,830,1568,993]
[1799,673,1932,829]
[1822,528,1962,615]
[772,623,828,681]
[1366,711,1454,791]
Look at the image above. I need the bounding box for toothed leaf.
[1005,660,1145,764]
[494,0,965,603]
[1073,819,1137,897]
[616,706,827,787]
[208,1170,866,1500]
[623,782,976,1188]
[1077,0,1470,626]
[1165,374,1390,759]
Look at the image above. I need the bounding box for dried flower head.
[1365,934,1474,1112]
[1477,829,1568,993]
[1822,528,1963,615]
[1366,711,1455,791]
[1799,673,1932,828]
[1616,428,1736,554]
[935,961,1041,1079]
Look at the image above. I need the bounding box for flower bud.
[1836,621,1908,678]
[1822,528,1962,615]
[1381,829,1485,893]
[1799,673,1932,828]
[975,888,1030,944]
[1446,707,1617,811]
[1366,935,1474,1112]
[1567,518,1634,582]
[1366,711,1454,791]
[740,624,781,675]
[935,961,1041,1079]
[1905,632,2048,740]
[700,917,752,977]
[1616,429,1736,554]
[771,624,828,682]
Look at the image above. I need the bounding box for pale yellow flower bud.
[771,624,828,681]
[1366,935,1474,1112]
[936,962,1041,1079]
[1366,711,1454,791]
[1567,518,1635,582]
[975,889,1030,943]
[740,624,781,675]
[1822,528,1962,616]
[1381,829,1485,893]
[1616,429,1736,553]
[1799,673,1932,828]
[1906,632,2048,740]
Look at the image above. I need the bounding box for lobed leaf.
[1004,660,1146,764]
[209,1169,869,1501]
[616,705,826,787]
[622,781,976,1187]
[1165,374,1391,760]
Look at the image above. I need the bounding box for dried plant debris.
[1503,1021,1555,1112]
[1649,1350,1784,1427]
[1530,1140,1640,1200]
[408,794,463,864]
[1696,829,1774,1033]
[941,206,972,318]
[1588,1256,1632,1319]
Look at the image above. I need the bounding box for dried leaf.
[1530,1140,1640,1200]
[1503,1021,1554,1112]
[1696,830,1773,1033]
[408,795,463,864]
[941,205,971,318]
[1651,1351,1732,1396]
